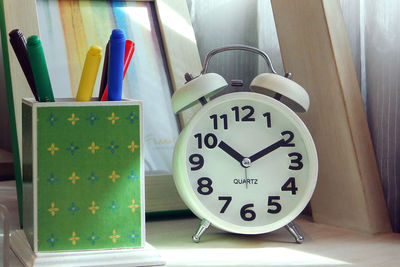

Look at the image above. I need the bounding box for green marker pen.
[27,35,54,102]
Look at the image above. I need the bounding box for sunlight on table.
[158,247,349,266]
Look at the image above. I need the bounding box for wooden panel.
[271,0,391,233]
[155,0,202,125]
[152,0,201,212]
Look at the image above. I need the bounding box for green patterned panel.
[36,105,141,252]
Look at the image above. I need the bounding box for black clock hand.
[218,141,245,165]
[249,139,285,163]
[244,167,248,189]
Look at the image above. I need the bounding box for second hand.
[245,167,248,189]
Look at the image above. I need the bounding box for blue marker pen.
[107,29,125,101]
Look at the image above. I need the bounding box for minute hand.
[249,139,285,163]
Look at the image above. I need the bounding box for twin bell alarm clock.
[171,45,318,243]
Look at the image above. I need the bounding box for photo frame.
[0,0,202,218]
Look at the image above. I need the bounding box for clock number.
[281,131,295,147]
[205,133,218,148]
[289,152,303,170]
[267,196,282,214]
[263,112,271,128]
[232,106,240,121]
[194,133,218,149]
[242,106,255,121]
[231,106,255,122]
[220,114,228,129]
[197,177,213,195]
[194,133,202,149]
[210,114,218,129]
[240,204,256,221]
[218,196,232,213]
[189,154,204,170]
[281,177,298,195]
[210,114,228,130]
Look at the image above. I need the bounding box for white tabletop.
[2,180,400,267]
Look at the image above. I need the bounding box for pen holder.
[21,98,144,252]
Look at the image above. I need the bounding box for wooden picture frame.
[0,0,202,220]
[271,0,391,233]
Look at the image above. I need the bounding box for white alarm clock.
[172,45,318,243]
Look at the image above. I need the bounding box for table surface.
[2,181,400,267]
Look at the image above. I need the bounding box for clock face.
[173,92,318,234]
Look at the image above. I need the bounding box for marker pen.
[76,45,102,101]
[107,29,125,101]
[26,36,54,102]
[98,41,110,100]
[9,29,38,101]
[101,40,134,101]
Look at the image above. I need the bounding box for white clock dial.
[173,92,318,234]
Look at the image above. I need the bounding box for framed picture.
[0,0,202,217]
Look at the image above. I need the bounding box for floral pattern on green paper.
[37,105,141,251]
[86,113,99,125]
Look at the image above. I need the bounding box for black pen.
[9,29,39,101]
[98,41,110,100]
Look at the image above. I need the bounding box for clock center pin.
[242,157,251,168]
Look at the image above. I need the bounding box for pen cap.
[88,45,102,56]
[124,40,135,62]
[76,45,102,101]
[125,40,135,50]
[9,29,38,100]
[27,35,54,102]
[107,29,126,101]
[9,29,26,43]
[110,29,125,43]
[123,40,135,73]
[27,35,42,48]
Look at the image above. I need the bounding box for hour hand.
[249,139,285,163]
[218,141,245,165]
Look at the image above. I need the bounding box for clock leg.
[285,222,304,244]
[192,219,210,243]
